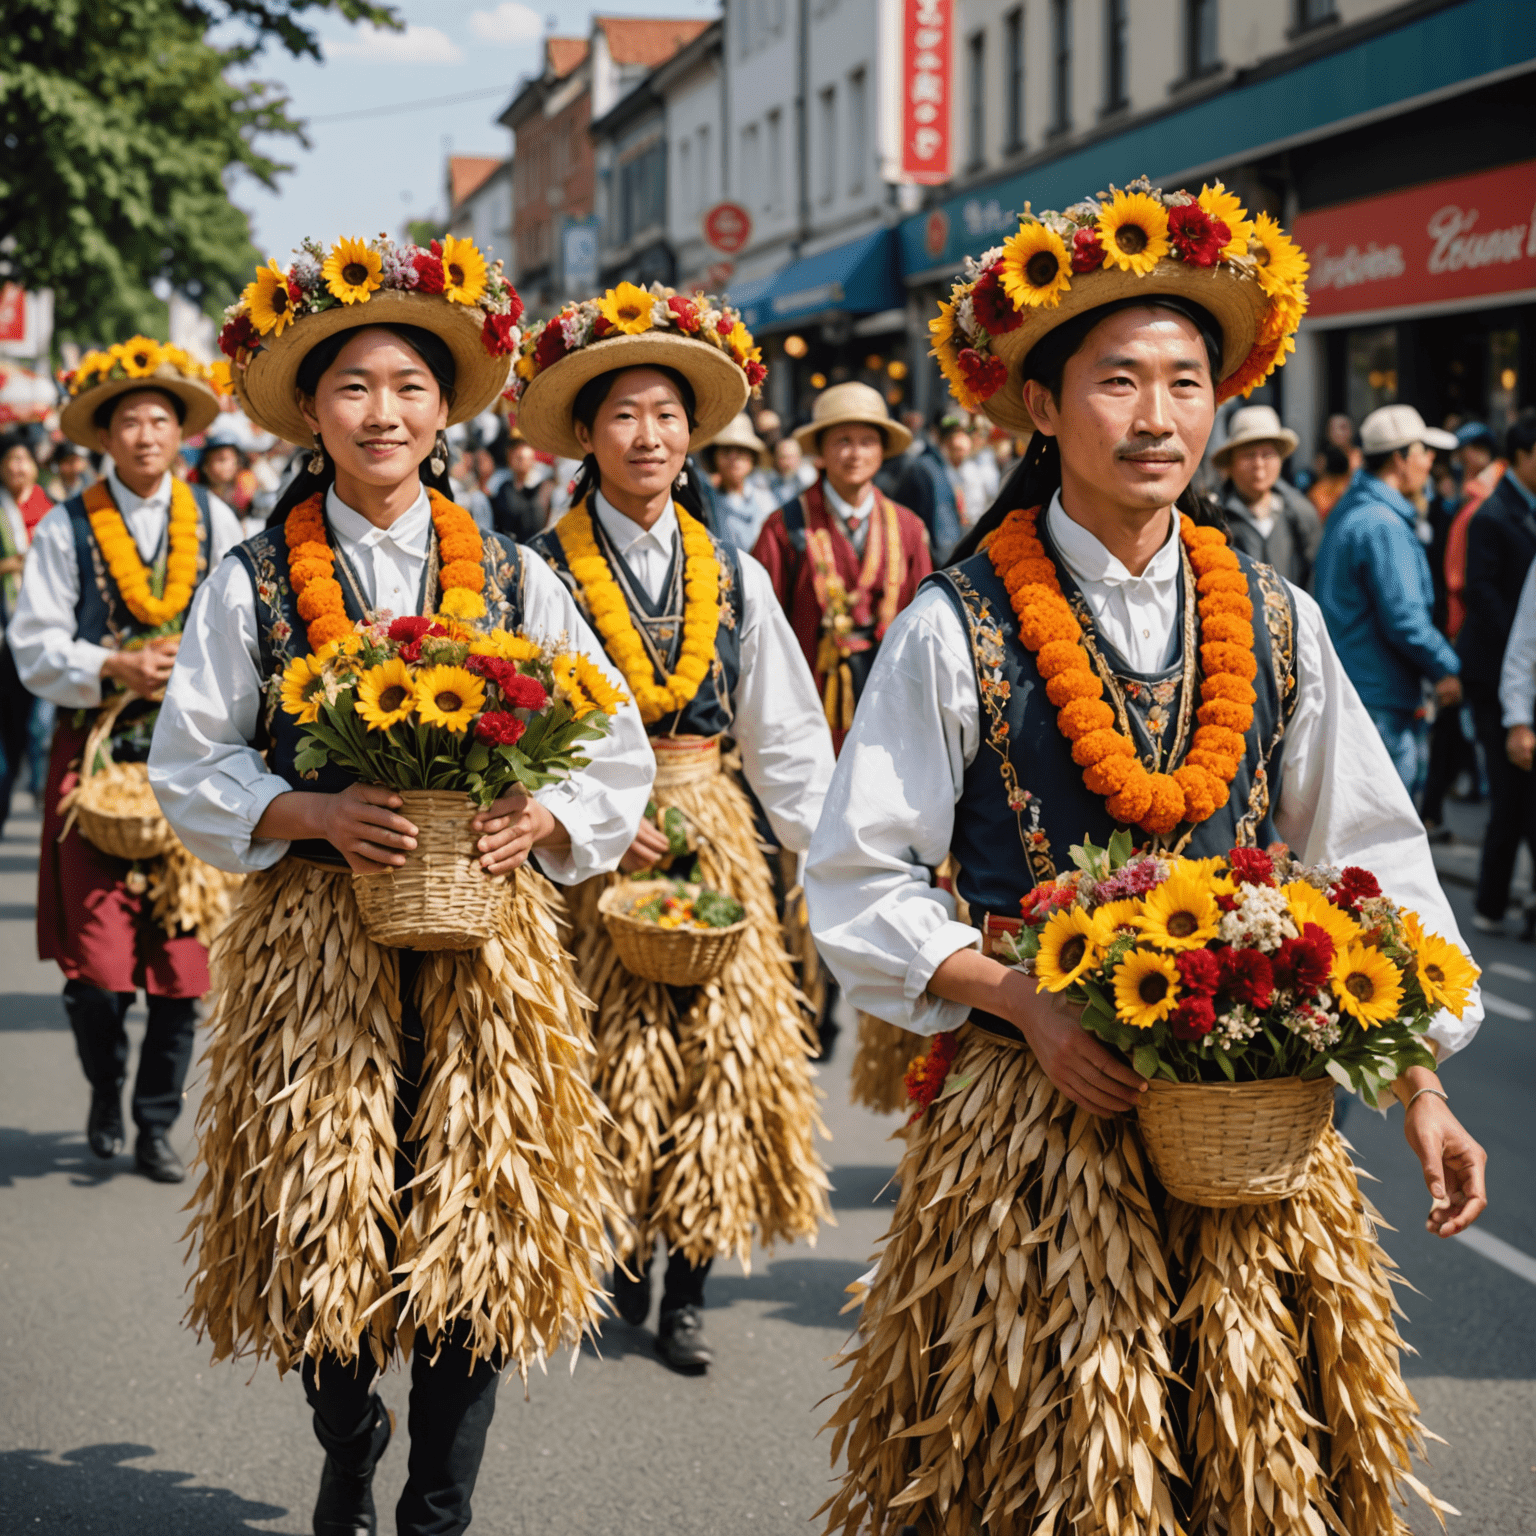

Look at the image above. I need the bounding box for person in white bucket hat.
[1212,403,1321,588]
[701,412,778,553]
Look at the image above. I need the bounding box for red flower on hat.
[482,311,519,356]
[971,263,1023,336]
[413,251,445,294]
[1168,203,1229,267]
[534,323,568,369]
[958,348,1007,401]
[218,314,259,359]
[744,358,767,388]
[1070,227,1106,274]
[717,316,736,338]
[667,295,700,332]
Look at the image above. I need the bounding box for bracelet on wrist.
[1405,1086,1449,1111]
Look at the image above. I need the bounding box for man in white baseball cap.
[1314,402,1462,790]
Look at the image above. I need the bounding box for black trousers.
[304,952,501,1536]
[0,641,35,837]
[62,981,196,1133]
[1421,699,1478,823]
[1472,696,1536,920]
[632,1244,713,1314]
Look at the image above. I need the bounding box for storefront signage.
[880,0,952,186]
[1293,159,1536,319]
[702,202,752,255]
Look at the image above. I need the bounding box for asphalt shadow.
[0,991,68,1031]
[0,852,37,873]
[0,1444,286,1533]
[826,1163,901,1211]
[706,1256,872,1329]
[0,1125,121,1188]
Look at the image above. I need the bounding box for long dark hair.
[266,322,458,529]
[564,364,709,523]
[949,296,1229,565]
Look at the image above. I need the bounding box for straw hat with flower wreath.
[58,338,223,448]
[510,281,763,460]
[218,233,524,445]
[792,380,913,459]
[929,175,1310,433]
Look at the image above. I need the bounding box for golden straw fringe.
[574,762,830,1268]
[780,847,829,1027]
[849,1013,918,1115]
[147,841,244,947]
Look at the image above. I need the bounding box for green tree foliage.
[0,0,398,345]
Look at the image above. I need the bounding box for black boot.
[134,1130,185,1183]
[655,1305,713,1373]
[87,1084,125,1159]
[314,1398,393,1536]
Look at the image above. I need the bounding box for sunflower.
[114,336,164,379]
[1095,898,1144,934]
[928,299,958,357]
[279,654,327,724]
[244,258,298,336]
[1284,881,1360,952]
[1248,212,1310,299]
[1197,181,1253,261]
[1096,189,1171,277]
[1034,906,1108,992]
[1136,870,1220,951]
[1411,930,1479,1018]
[355,657,417,731]
[414,664,485,733]
[471,629,544,663]
[1113,948,1182,1029]
[323,237,384,305]
[1332,942,1404,1028]
[598,281,657,336]
[999,220,1072,310]
[208,359,234,396]
[440,234,488,306]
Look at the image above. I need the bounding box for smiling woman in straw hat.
[807,176,1488,1536]
[146,232,653,1536]
[516,281,836,1375]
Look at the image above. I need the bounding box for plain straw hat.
[704,413,769,466]
[1359,404,1458,455]
[792,381,913,459]
[1211,404,1300,469]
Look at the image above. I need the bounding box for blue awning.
[732,228,902,331]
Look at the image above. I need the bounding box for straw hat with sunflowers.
[929,175,1310,433]
[511,281,764,461]
[58,338,223,448]
[219,233,525,445]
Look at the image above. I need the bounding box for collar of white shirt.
[821,477,874,529]
[592,490,677,566]
[326,484,432,562]
[106,463,173,519]
[1046,489,1182,591]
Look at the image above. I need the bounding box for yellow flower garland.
[554,497,720,724]
[85,479,202,629]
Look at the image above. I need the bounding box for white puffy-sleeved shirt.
[805,492,1482,1061]
[9,465,242,707]
[148,484,655,886]
[588,491,835,854]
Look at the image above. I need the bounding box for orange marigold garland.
[985,506,1256,838]
[286,489,487,653]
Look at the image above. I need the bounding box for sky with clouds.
[235,0,716,268]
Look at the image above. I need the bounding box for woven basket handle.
[80,689,136,782]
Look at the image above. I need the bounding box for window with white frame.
[848,67,867,195]
[818,86,836,203]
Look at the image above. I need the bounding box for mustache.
[1115,438,1186,461]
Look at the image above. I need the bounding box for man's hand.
[1507,724,1536,771]
[0,554,24,576]
[1015,984,1147,1117]
[1434,674,1463,708]
[318,783,419,874]
[472,791,568,876]
[1403,1094,1487,1236]
[619,818,672,873]
[102,645,175,699]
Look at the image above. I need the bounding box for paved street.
[1,804,1533,1534]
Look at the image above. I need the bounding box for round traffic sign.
[702,202,753,255]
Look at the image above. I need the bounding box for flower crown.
[59,338,225,401]
[217,232,525,381]
[507,281,766,404]
[931,177,1309,411]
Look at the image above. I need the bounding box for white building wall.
[804,0,886,252]
[665,55,726,288]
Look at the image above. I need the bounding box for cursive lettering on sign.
[1426,203,1533,274]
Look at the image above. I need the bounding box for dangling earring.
[428,430,449,478]
[307,433,326,476]
[676,467,689,487]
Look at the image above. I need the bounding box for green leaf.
[1213,1045,1236,1082]
[934,1071,977,1103]
[1131,1044,1160,1080]
[1106,828,1135,869]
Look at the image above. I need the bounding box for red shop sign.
[0,285,26,343]
[1293,159,1536,320]
[900,0,952,186]
[702,202,753,255]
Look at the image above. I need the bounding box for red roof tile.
[448,156,504,209]
[594,15,710,67]
[545,36,589,78]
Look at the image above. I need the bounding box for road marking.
[1455,1228,1536,1288]
[1481,992,1533,1021]
[1488,960,1534,983]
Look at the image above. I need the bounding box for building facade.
[447,156,514,267]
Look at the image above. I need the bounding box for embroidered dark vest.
[931,524,1298,925]
[531,516,744,739]
[234,513,527,866]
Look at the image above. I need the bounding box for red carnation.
[482,311,519,356]
[1170,996,1216,1041]
[744,358,768,388]
[1272,924,1335,995]
[667,295,700,331]
[903,1030,960,1123]
[388,616,443,642]
[504,287,525,326]
[717,316,736,338]
[971,262,1023,336]
[413,252,445,294]
[1216,892,1238,913]
[218,314,259,359]
[592,315,614,338]
[957,348,1007,401]
[1228,846,1275,887]
[501,672,549,711]
[398,641,423,663]
[475,710,527,747]
[1167,203,1228,267]
[1175,948,1221,996]
[1070,227,1106,274]
[534,323,568,369]
[287,277,305,304]
[1330,866,1381,915]
[1218,948,1274,1010]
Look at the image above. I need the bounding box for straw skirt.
[822,1025,1450,1536]
[849,1013,919,1116]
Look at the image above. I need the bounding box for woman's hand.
[472,791,569,876]
[619,818,672,873]
[317,783,419,874]
[1403,1093,1487,1237]
[1017,982,1147,1116]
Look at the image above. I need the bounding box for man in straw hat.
[1211,402,1321,589]
[703,411,779,553]
[806,177,1488,1534]
[9,338,239,1183]
[512,280,835,1375]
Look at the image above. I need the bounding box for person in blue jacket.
[893,411,966,561]
[1314,403,1461,792]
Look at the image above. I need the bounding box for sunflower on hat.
[929,176,1309,424]
[56,335,225,445]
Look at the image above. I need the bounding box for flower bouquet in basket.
[989,832,1479,1206]
[279,616,626,950]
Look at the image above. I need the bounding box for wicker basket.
[599,878,748,986]
[1135,1075,1334,1207]
[352,790,507,951]
[65,696,176,863]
